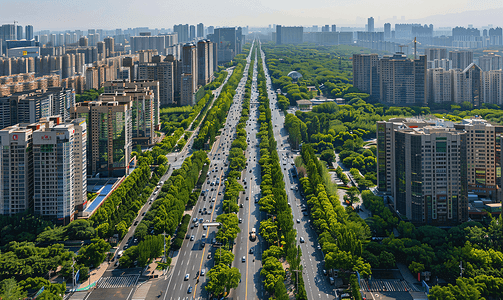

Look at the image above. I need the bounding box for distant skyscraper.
[16,25,23,40]
[331,25,336,32]
[0,24,16,41]
[275,25,303,45]
[322,25,329,32]
[384,23,391,39]
[104,37,114,57]
[352,54,379,99]
[25,25,33,40]
[197,23,204,37]
[368,17,374,32]
[190,25,196,40]
[378,53,427,106]
[181,43,197,106]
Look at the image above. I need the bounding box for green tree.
[214,248,234,266]
[0,278,27,300]
[77,238,111,268]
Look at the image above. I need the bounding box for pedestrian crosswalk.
[96,275,139,289]
[360,279,418,292]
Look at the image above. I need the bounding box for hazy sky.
[1,0,502,30]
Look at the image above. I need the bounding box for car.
[195,222,199,227]
[300,237,305,243]
[207,253,211,259]
[190,224,194,229]
[199,208,202,213]
[246,196,249,200]
[123,245,128,250]
[296,219,300,223]
[242,256,246,262]
[303,211,309,216]
[201,269,206,276]
[203,225,207,230]
[207,180,210,184]
[190,235,195,241]
[290,187,294,190]
[317,245,322,250]
[134,220,139,226]
[249,248,254,254]
[199,218,203,223]
[202,233,206,239]
[187,286,193,294]
[240,203,244,208]
[209,204,213,209]
[184,274,189,281]
[239,218,243,223]
[186,234,190,239]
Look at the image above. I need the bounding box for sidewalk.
[397,262,421,291]
[79,260,110,289]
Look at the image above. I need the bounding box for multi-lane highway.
[148,42,256,300]
[231,51,266,300]
[259,43,335,299]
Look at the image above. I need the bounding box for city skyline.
[2,0,503,30]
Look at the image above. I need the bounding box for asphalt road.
[230,51,266,300]
[259,43,335,300]
[149,42,256,300]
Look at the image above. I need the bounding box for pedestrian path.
[360,279,418,292]
[131,280,151,300]
[96,275,139,289]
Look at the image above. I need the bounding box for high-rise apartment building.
[378,53,427,106]
[181,43,198,106]
[0,123,36,216]
[377,118,468,226]
[189,25,196,40]
[197,40,214,86]
[25,25,33,40]
[425,48,448,61]
[207,27,244,63]
[104,37,114,57]
[0,24,16,41]
[428,68,452,104]
[100,88,156,145]
[478,53,502,71]
[32,116,87,224]
[384,23,391,39]
[173,24,189,43]
[275,25,303,45]
[367,17,374,32]
[352,54,379,98]
[449,50,474,70]
[452,63,482,107]
[71,97,132,177]
[103,80,160,131]
[137,57,177,106]
[197,23,204,38]
[0,91,53,128]
[454,118,503,200]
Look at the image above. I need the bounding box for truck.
[250,228,256,241]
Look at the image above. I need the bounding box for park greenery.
[254,49,307,299]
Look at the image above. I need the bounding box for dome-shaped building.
[287,71,303,81]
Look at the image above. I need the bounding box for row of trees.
[0,277,66,299]
[298,145,368,299]
[193,56,247,150]
[255,50,307,300]
[119,234,166,268]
